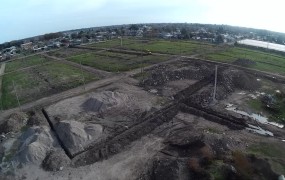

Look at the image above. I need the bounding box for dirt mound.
[15,126,59,165]
[26,111,48,126]
[46,85,157,120]
[220,68,260,92]
[54,120,103,155]
[140,64,212,87]
[42,149,70,171]
[188,68,261,106]
[233,58,256,67]
[0,112,27,134]
[80,98,106,112]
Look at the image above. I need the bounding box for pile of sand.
[0,112,28,134]
[15,126,59,165]
[54,120,103,155]
[47,87,155,120]
[42,149,70,171]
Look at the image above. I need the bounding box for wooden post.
[79,60,86,90]
[12,80,21,109]
[213,65,218,101]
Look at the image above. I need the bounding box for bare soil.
[0,57,285,180]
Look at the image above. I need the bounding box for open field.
[89,39,285,75]
[201,47,285,75]
[0,55,285,179]
[46,48,95,58]
[5,55,48,73]
[67,51,171,72]
[0,61,98,109]
[88,38,219,55]
[1,37,285,180]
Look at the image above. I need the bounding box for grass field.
[202,47,285,75]
[5,55,48,73]
[248,142,285,174]
[88,38,217,55]
[47,48,94,58]
[90,39,285,75]
[67,51,170,72]
[0,61,98,109]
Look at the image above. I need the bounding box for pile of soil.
[15,126,59,165]
[42,149,70,171]
[0,112,27,134]
[233,58,257,67]
[144,128,279,180]
[140,64,212,87]
[26,111,48,127]
[220,68,260,92]
[54,120,103,155]
[80,98,106,112]
[188,68,261,107]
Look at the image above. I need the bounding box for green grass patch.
[247,99,263,112]
[47,48,93,58]
[5,55,48,73]
[88,38,217,56]
[0,61,98,110]
[248,142,285,174]
[247,97,285,124]
[204,47,285,75]
[208,160,226,180]
[67,52,170,72]
[207,127,222,134]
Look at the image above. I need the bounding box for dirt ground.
[7,112,283,180]
[1,57,285,180]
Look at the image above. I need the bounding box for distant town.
[1,23,285,62]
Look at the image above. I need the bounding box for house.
[21,42,33,50]
[161,33,173,39]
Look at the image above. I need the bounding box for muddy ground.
[0,58,285,180]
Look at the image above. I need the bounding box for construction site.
[0,38,285,180]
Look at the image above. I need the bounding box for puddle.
[238,91,246,95]
[149,89,158,94]
[226,104,284,128]
[246,124,274,136]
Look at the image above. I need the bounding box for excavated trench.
[41,74,250,167]
[41,108,73,158]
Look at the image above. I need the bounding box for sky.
[0,0,284,43]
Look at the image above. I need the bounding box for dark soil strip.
[71,103,179,167]
[41,108,72,158]
[73,46,151,56]
[180,103,247,130]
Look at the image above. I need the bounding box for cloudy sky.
[1,0,284,43]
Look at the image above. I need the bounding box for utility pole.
[79,60,86,91]
[213,65,218,102]
[12,80,21,110]
[141,39,144,74]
